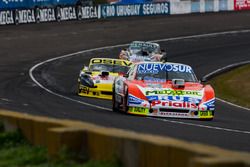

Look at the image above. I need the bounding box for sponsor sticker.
[203,99,215,110]
[159,112,189,117]
[147,96,159,101]
[151,100,197,109]
[128,107,148,115]
[199,111,213,118]
[128,95,144,105]
[130,41,158,49]
[91,59,132,66]
[147,95,201,103]
[145,89,202,96]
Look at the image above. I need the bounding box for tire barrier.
[1,109,250,167]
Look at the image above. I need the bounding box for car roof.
[90,58,124,61]
[131,41,159,45]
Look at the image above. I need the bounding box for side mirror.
[83,66,89,71]
[101,71,109,77]
[85,71,92,75]
[201,77,207,83]
[123,73,129,78]
[161,49,166,53]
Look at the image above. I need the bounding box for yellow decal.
[199,111,213,118]
[128,107,148,115]
[90,59,132,66]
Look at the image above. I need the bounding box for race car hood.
[132,80,204,104]
[90,71,119,84]
[129,54,151,62]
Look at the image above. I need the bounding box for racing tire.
[112,86,120,112]
[123,91,129,114]
[201,117,213,121]
[207,111,214,121]
[77,82,81,95]
[160,54,167,63]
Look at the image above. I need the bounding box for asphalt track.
[0,11,250,152]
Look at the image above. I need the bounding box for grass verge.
[0,124,121,167]
[209,64,250,108]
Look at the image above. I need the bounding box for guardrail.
[1,109,250,167]
[1,0,250,26]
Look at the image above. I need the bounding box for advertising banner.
[100,2,170,18]
[234,0,250,10]
[36,7,57,23]
[205,0,214,12]
[0,3,170,25]
[0,10,14,25]
[191,0,200,13]
[0,0,78,10]
[56,6,77,21]
[219,0,228,11]
[15,9,36,24]
[0,5,98,25]
[77,5,98,19]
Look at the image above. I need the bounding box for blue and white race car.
[119,41,167,63]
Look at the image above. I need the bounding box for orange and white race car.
[112,61,215,120]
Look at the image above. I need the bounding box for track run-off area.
[0,12,250,152]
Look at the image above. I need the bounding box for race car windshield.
[129,43,159,54]
[90,64,130,74]
[135,63,198,82]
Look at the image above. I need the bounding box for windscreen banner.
[100,2,170,18]
[234,0,250,10]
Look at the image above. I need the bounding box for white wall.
[170,0,234,15]
[170,0,191,14]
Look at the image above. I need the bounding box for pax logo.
[151,100,197,109]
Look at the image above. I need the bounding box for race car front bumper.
[127,97,214,119]
[127,106,214,119]
[78,83,112,100]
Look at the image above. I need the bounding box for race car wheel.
[123,91,129,114]
[112,86,120,112]
[77,82,81,95]
[201,117,213,121]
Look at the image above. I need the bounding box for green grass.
[0,129,121,167]
[0,122,4,132]
[209,64,250,108]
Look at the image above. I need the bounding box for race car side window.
[127,65,136,80]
